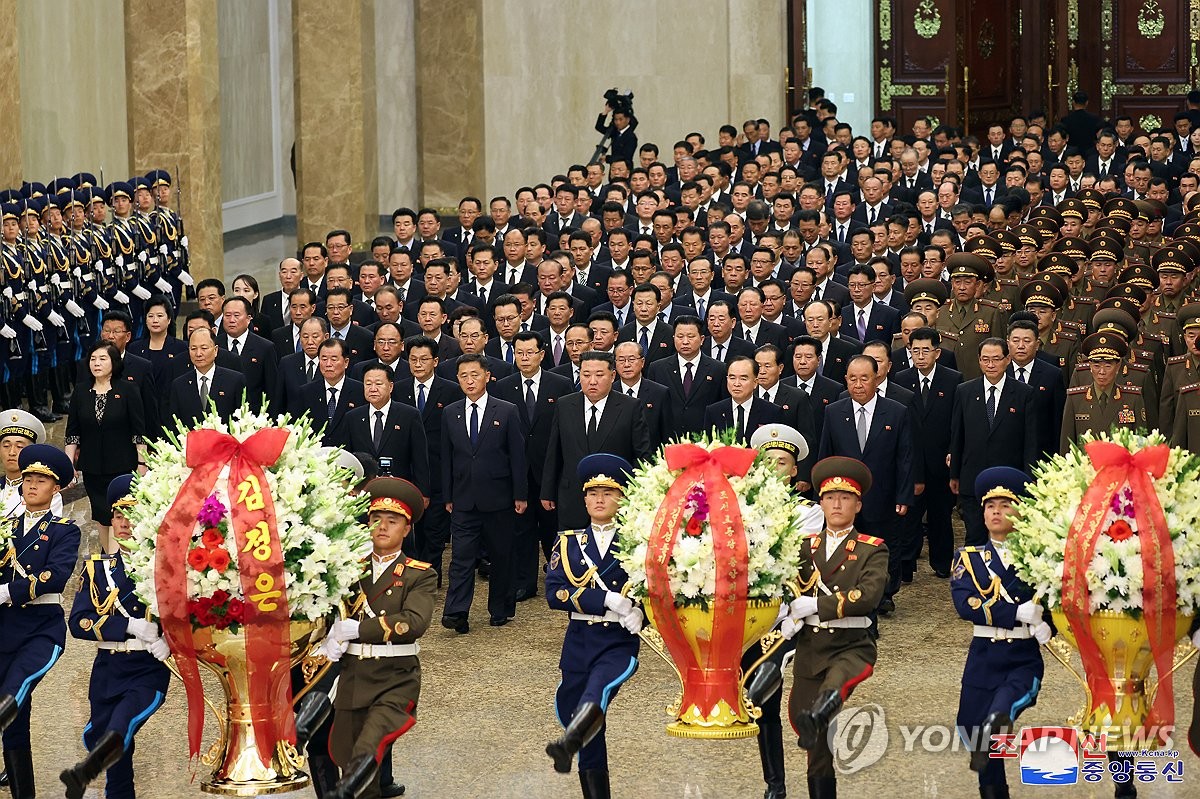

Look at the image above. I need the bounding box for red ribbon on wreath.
[155,427,292,763]
[645,443,757,716]
[1062,440,1176,742]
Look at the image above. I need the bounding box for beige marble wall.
[374,0,419,218]
[292,0,378,246]
[124,0,223,282]
[218,0,275,203]
[276,0,297,216]
[18,0,130,183]
[0,2,21,188]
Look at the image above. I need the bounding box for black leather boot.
[806,775,837,799]
[378,749,404,796]
[294,692,333,749]
[61,729,125,799]
[970,712,1010,773]
[50,363,69,415]
[327,753,378,799]
[25,374,56,422]
[306,751,339,799]
[745,661,783,708]
[757,720,787,798]
[579,768,611,799]
[979,785,1010,798]
[6,748,36,799]
[796,689,842,750]
[546,702,605,774]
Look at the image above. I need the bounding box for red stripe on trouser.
[374,701,417,763]
[839,664,873,701]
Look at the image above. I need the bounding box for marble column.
[0,3,22,188]
[124,0,223,283]
[414,0,484,209]
[292,0,378,247]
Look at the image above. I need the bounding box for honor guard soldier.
[105,182,141,327]
[0,443,81,799]
[61,474,170,799]
[544,453,643,799]
[322,477,436,799]
[744,424,825,799]
[0,410,62,518]
[1060,333,1146,453]
[783,456,887,799]
[936,254,1005,380]
[145,170,194,304]
[952,466,1052,798]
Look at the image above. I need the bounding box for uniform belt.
[346,642,420,658]
[96,639,147,652]
[804,615,872,629]
[27,593,63,606]
[973,624,1033,640]
[570,611,621,624]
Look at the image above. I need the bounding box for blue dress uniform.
[545,454,640,799]
[62,474,169,799]
[951,466,1047,798]
[0,444,81,799]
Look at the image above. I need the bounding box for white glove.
[147,637,171,661]
[20,314,43,332]
[138,251,148,264]
[127,618,160,643]
[115,255,124,268]
[47,311,66,328]
[0,583,10,605]
[155,278,173,293]
[789,595,819,620]
[1016,601,1044,625]
[604,592,633,616]
[780,617,801,640]
[620,609,643,634]
[775,602,790,624]
[114,290,130,304]
[1032,622,1053,644]
[93,296,110,310]
[180,235,189,249]
[131,285,152,300]
[179,271,195,287]
[0,325,16,340]
[160,244,170,256]
[318,636,347,662]
[2,285,11,299]
[65,300,86,318]
[330,619,360,643]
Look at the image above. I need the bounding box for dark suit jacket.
[811,278,850,308]
[703,335,756,363]
[218,331,279,415]
[441,395,527,512]
[494,370,575,489]
[646,355,728,440]
[850,202,894,226]
[1010,360,1066,460]
[818,335,863,385]
[395,376,463,502]
[894,365,963,484]
[576,264,614,295]
[617,321,676,364]
[328,324,374,365]
[541,391,652,527]
[274,351,319,417]
[949,377,1039,495]
[271,323,302,358]
[818,396,915,522]
[167,367,246,429]
[621,379,670,451]
[840,302,901,345]
[79,350,161,436]
[890,346,958,375]
[435,354,514,383]
[734,319,790,350]
[702,397,784,445]
[260,290,290,332]
[337,400,429,496]
[298,377,366,446]
[66,383,146,473]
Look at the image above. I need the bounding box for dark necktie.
[761,389,772,403]
[986,386,997,426]
[306,361,315,382]
[505,342,514,364]
[525,378,536,419]
[985,187,993,207]
[639,327,649,354]
[1016,367,1027,384]
[469,402,479,445]
[327,387,338,418]
[868,207,876,225]
[714,343,724,361]
[587,405,599,440]
[921,376,930,402]
[397,286,406,302]
[683,361,694,395]
[333,330,342,340]
[478,285,487,303]
[231,338,240,356]
[199,375,209,407]
[372,410,384,450]
[735,404,745,442]
[417,383,426,412]
[626,387,635,397]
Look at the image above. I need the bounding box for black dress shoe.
[514,590,538,602]
[489,616,510,627]
[932,568,950,579]
[380,781,406,797]
[441,614,469,634]
[878,598,896,615]
[901,561,915,583]
[477,558,492,578]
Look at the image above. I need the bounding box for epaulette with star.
[1167,354,1189,365]
[1180,382,1200,395]
[977,298,1001,310]
[1067,385,1090,395]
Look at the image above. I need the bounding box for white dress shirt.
[195,365,217,401]
[371,550,403,582]
[584,394,608,426]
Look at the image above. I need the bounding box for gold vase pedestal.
[641,598,784,739]
[1046,610,1197,750]
[179,620,327,795]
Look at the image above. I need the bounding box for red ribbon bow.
[646,444,757,715]
[156,427,292,763]
[1062,441,1176,743]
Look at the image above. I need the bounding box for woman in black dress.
[65,341,147,549]
[127,295,186,406]
[233,274,272,338]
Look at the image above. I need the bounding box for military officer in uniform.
[60,474,171,799]
[953,467,1052,798]
[1159,303,1200,434]
[322,477,437,799]
[936,254,1005,380]
[1061,333,1147,453]
[0,409,62,518]
[1170,379,1200,453]
[0,444,81,799]
[783,456,888,799]
[544,453,642,799]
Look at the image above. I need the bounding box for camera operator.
[595,92,638,162]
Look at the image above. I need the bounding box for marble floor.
[16,419,1199,797]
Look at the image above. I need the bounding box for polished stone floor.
[17,419,1199,797]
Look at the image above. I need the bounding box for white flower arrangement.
[615,435,817,604]
[1009,428,1200,614]
[123,407,370,625]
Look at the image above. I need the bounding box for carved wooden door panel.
[874,0,956,133]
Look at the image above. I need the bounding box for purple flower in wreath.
[1109,486,1135,520]
[684,483,709,522]
[197,494,228,528]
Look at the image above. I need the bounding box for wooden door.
[874,0,956,133]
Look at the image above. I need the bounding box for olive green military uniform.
[1060,385,1146,453]
[1068,361,1157,429]
[1159,353,1200,435]
[936,299,1004,380]
[1170,383,1200,453]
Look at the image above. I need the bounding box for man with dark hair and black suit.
[218,296,279,415]
[734,286,790,351]
[296,339,365,446]
[262,257,303,332]
[440,354,527,632]
[702,355,784,445]
[323,287,374,365]
[841,265,901,345]
[348,322,410,383]
[1006,317,1066,462]
[754,343,817,458]
[802,300,861,385]
[703,300,755,363]
[949,338,1039,546]
[647,316,728,440]
[616,283,675,364]
[613,340,670,450]
[495,331,575,602]
[271,288,319,358]
[274,317,327,417]
[893,327,962,580]
[541,351,652,529]
[337,362,429,504]
[435,316,513,383]
[168,326,246,428]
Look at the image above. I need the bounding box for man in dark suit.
[702,355,784,445]
[615,283,675,364]
[217,296,279,416]
[440,354,527,631]
[394,335,463,579]
[541,351,653,529]
[261,257,303,332]
[337,362,430,501]
[703,299,755,362]
[733,286,790,351]
[435,316,514,383]
[272,317,326,417]
[840,266,901,345]
[296,339,366,446]
[440,196,484,255]
[494,331,575,602]
[949,338,1039,546]
[785,336,854,493]
[323,288,374,365]
[803,300,862,385]
[647,316,728,440]
[893,327,962,579]
[270,288,319,358]
[613,340,670,450]
[1006,318,1066,462]
[818,354,914,613]
[168,327,246,428]
[754,344,817,474]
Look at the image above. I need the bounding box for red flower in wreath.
[1106,519,1134,542]
[684,516,703,537]
[187,547,210,571]
[210,589,231,605]
[201,528,224,549]
[207,548,231,572]
[226,598,246,623]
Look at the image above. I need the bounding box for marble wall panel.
[218,0,275,203]
[374,0,419,218]
[0,2,21,188]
